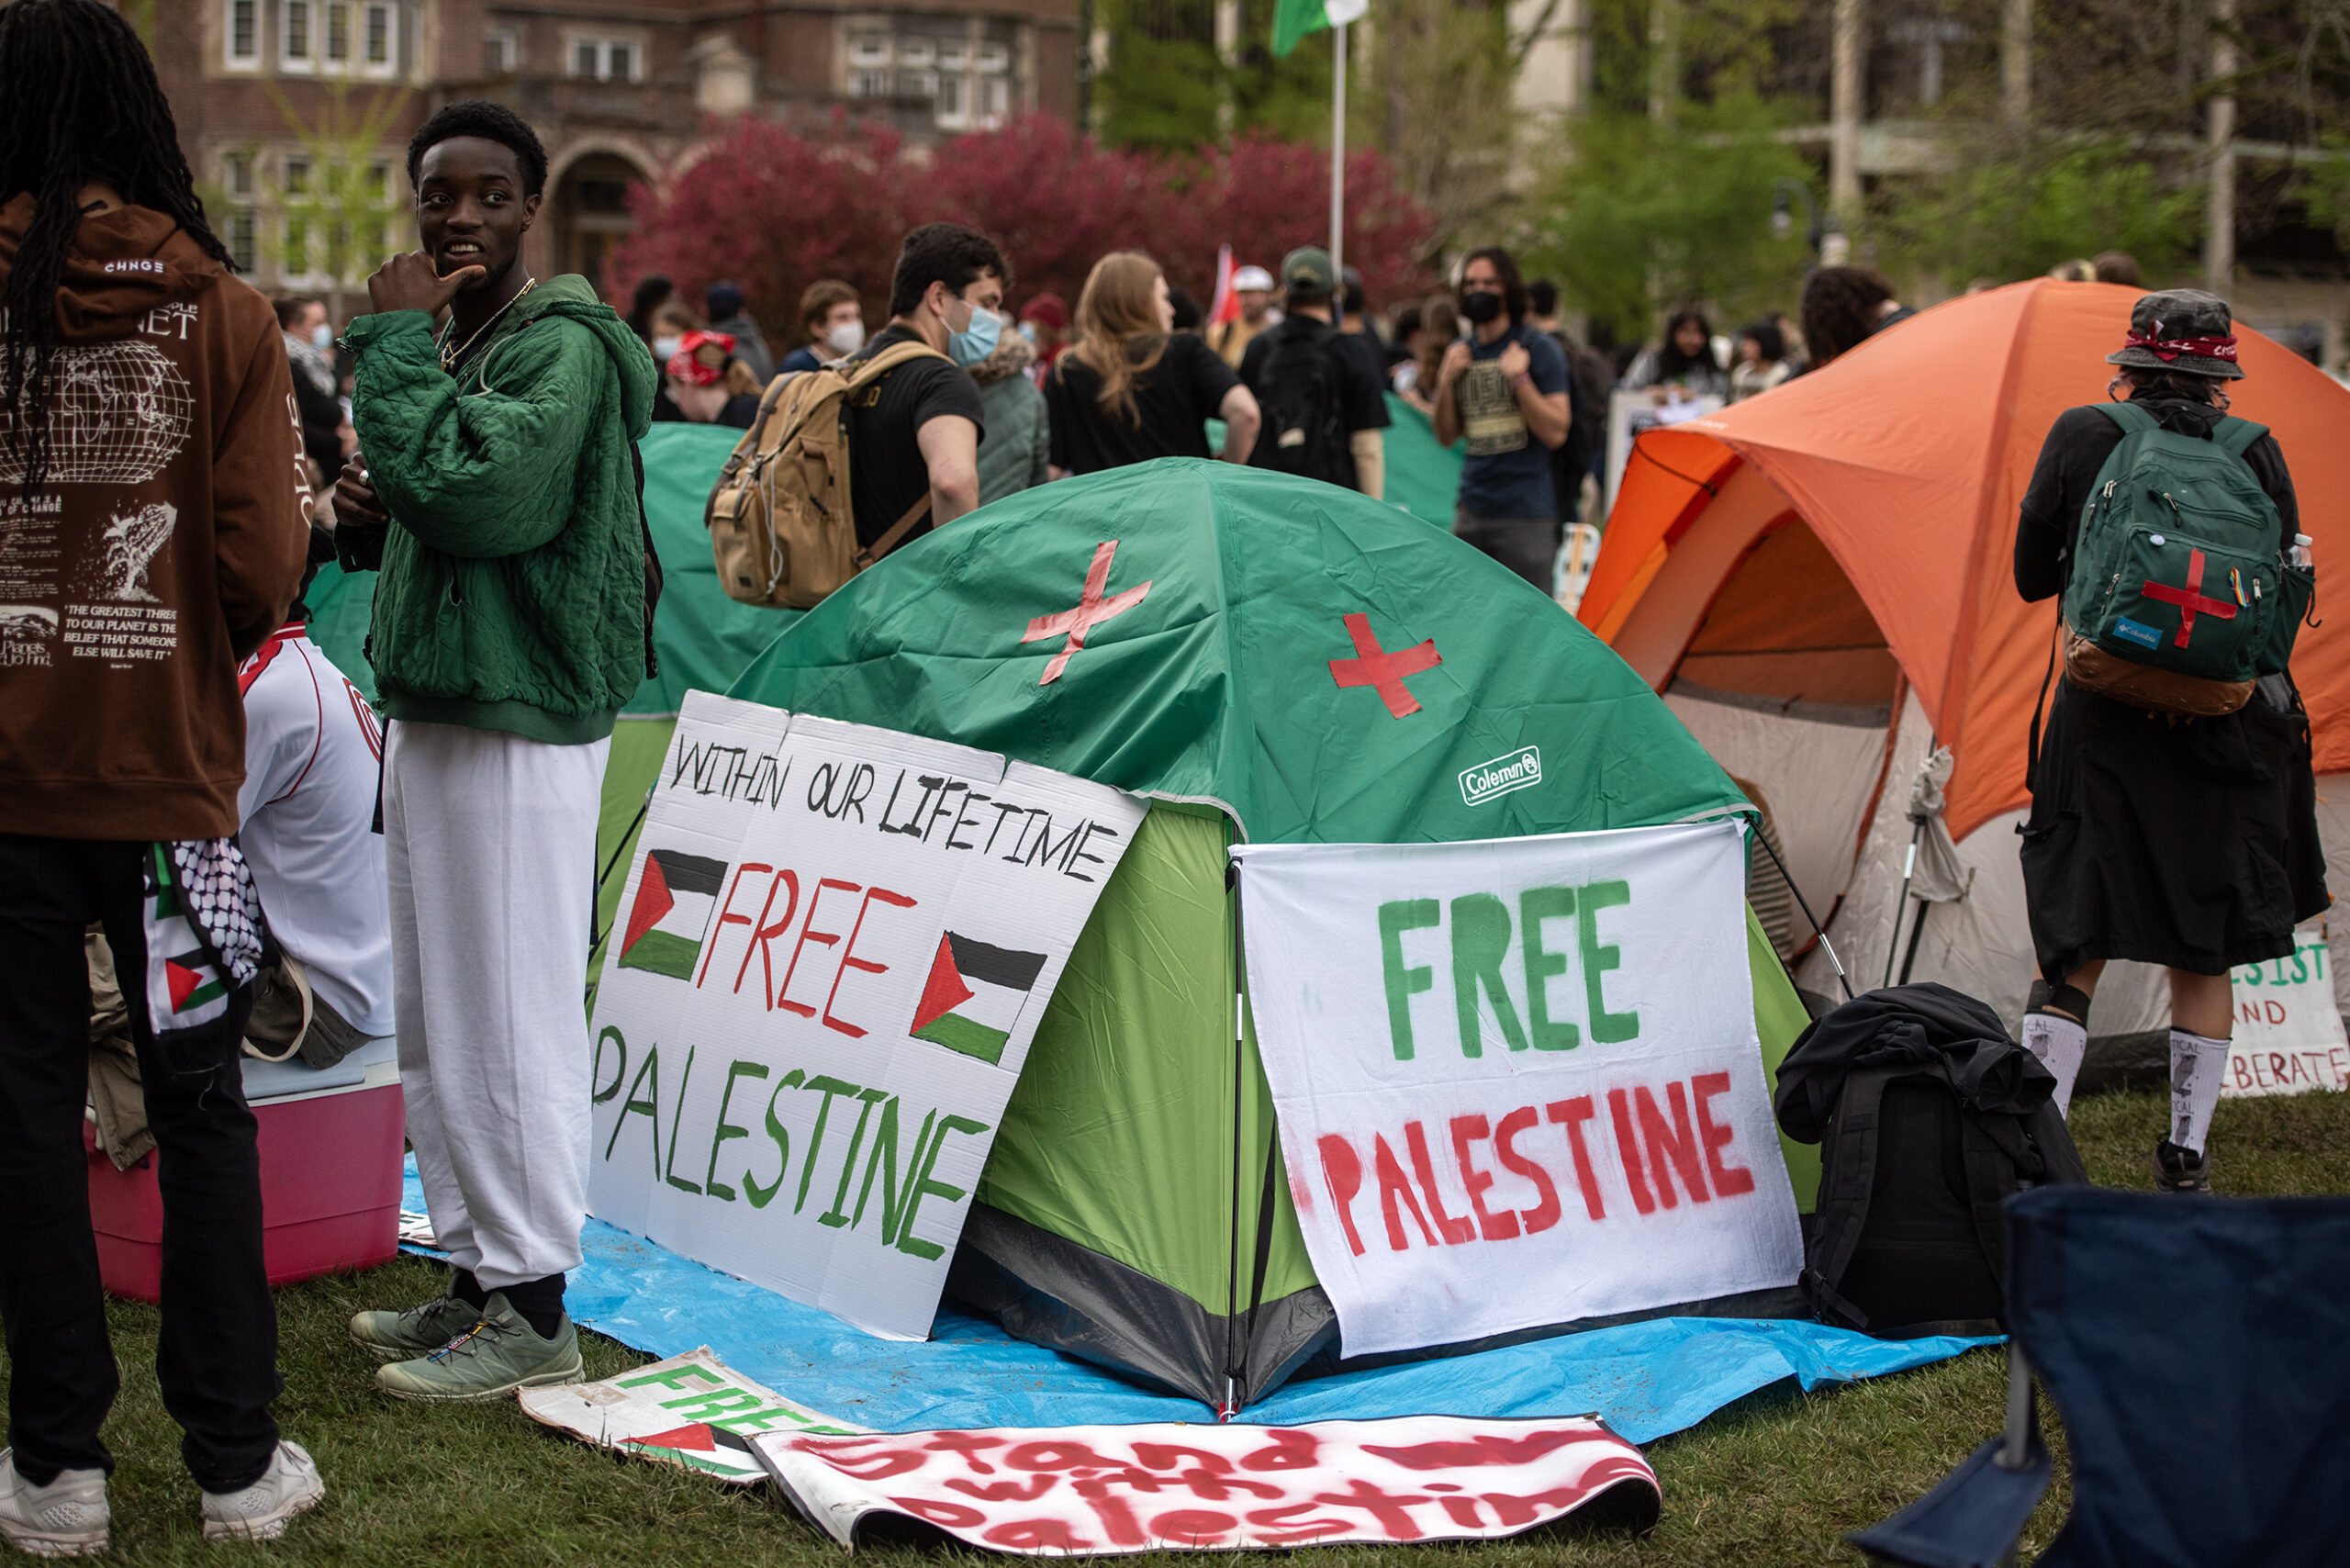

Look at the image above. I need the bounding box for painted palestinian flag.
[910,933,1047,1065]
[619,848,728,980]
[623,1422,762,1482]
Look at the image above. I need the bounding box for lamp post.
[1771,177,1839,264]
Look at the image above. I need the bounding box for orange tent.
[1580,278,2350,846]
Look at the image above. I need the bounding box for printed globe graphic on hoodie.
[0,341,194,485]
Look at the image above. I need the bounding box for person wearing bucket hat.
[2011,287,2327,1193]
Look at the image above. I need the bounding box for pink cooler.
[86,1039,404,1303]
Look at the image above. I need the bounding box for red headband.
[2126,329,2237,363]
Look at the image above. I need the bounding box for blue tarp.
[402,1163,1988,1443]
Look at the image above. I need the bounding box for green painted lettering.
[590,1025,627,1103]
[603,1044,661,1165]
[818,1089,893,1227]
[742,1069,805,1209]
[1519,886,1580,1051]
[701,1060,769,1202]
[852,1103,937,1243]
[1449,893,1528,1056]
[895,1114,990,1261]
[615,1363,724,1393]
[663,1046,702,1193]
[793,1075,864,1215]
[1578,879,1639,1044]
[1378,899,1441,1060]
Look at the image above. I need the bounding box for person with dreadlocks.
[0,0,320,1551]
[330,100,656,1402]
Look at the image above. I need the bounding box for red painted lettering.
[1312,1478,1434,1540]
[981,1518,1084,1550]
[1438,1495,1485,1528]
[799,1437,924,1479]
[730,868,800,1002]
[1317,1134,1368,1256]
[1404,1120,1475,1244]
[890,1495,987,1528]
[922,1431,1005,1473]
[1373,1134,1440,1249]
[1150,1509,1238,1543]
[1364,1429,1588,1469]
[1635,1081,1710,1207]
[944,1475,1054,1501]
[1082,1490,1149,1546]
[1005,1440,1122,1471]
[822,886,916,1037]
[1133,1443,1231,1473]
[1606,1089,1655,1215]
[1494,1105,1562,1234]
[1689,1071,1756,1196]
[1238,1429,1321,1470]
[1243,1503,1354,1542]
[777,878,860,1017]
[1548,1096,1607,1220]
[1449,1114,1519,1241]
[697,863,773,988]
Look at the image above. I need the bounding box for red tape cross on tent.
[1022,541,1151,685]
[2142,546,2236,647]
[1330,613,1441,718]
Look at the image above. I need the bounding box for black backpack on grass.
[1774,984,2088,1338]
[1250,319,1347,486]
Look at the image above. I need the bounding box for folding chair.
[1850,1185,2350,1568]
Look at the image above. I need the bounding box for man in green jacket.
[330,101,655,1401]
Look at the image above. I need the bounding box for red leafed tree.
[610,114,1437,354]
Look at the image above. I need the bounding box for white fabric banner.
[589,692,1144,1340]
[1233,821,1802,1357]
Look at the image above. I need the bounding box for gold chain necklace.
[435,276,536,375]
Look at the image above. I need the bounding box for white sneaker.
[0,1449,108,1558]
[198,1441,323,1542]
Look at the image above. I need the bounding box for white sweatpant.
[385,721,609,1290]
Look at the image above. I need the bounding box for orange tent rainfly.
[1581,278,2350,1025]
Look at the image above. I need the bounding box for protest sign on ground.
[2225,924,2350,1096]
[589,692,1145,1340]
[1232,821,1801,1357]
[752,1415,1658,1551]
[519,1348,863,1483]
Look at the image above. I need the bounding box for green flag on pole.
[1272,0,1365,57]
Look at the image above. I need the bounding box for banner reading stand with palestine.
[589,691,1146,1341]
[1233,819,1802,1356]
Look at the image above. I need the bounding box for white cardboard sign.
[588,692,1144,1340]
[752,1415,1658,1552]
[518,1348,863,1484]
[2224,926,2350,1097]
[1232,822,1801,1357]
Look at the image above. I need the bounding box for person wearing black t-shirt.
[1238,246,1391,497]
[840,223,1002,550]
[1046,252,1259,476]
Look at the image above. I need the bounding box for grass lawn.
[30,1085,2348,1565]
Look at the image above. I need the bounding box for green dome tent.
[730,459,1817,1410]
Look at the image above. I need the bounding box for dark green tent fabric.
[732,461,1809,1408]
[1379,392,1463,532]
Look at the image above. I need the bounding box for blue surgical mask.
[310,322,334,349]
[948,301,1002,367]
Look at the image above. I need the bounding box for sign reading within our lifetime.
[588,692,1145,1340]
[2223,925,2350,1097]
[1232,821,1801,1358]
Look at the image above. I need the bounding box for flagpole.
[1329,20,1346,287]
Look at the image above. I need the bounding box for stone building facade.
[151,0,1081,312]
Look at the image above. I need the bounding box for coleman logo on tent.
[620,848,730,980]
[910,931,1047,1064]
[1460,745,1541,807]
[1021,539,1152,686]
[1329,612,1441,718]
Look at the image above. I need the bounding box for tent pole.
[1884,819,1925,989]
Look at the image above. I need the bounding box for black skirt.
[2020,675,2329,979]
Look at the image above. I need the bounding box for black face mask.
[1460,289,1504,325]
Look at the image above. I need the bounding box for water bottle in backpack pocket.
[2058,401,2311,712]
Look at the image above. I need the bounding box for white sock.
[2021,1010,2088,1116]
[2168,1029,2230,1156]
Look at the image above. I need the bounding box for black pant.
[1452,509,1563,594]
[0,836,281,1493]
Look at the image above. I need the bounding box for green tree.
[1874,134,2202,286]
[1525,91,1818,342]
[263,78,412,317]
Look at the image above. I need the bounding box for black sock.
[449,1267,489,1310]
[498,1272,566,1338]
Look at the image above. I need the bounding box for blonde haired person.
[1045,251,1259,476]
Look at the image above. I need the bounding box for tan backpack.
[704,340,947,609]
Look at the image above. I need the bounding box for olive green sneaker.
[349,1291,483,1361]
[375,1294,583,1403]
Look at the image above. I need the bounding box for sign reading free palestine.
[1233,821,1802,1357]
[588,692,1144,1341]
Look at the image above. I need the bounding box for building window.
[364,2,393,68]
[226,0,258,63]
[848,34,890,67]
[325,1,351,63]
[228,211,257,274]
[979,74,1010,120]
[899,68,936,98]
[975,39,1010,73]
[569,36,639,81]
[285,156,312,196]
[851,68,890,96]
[284,217,309,279]
[898,37,934,68]
[223,152,255,197]
[283,0,312,68]
[937,73,967,123]
[939,39,968,70]
[484,28,516,74]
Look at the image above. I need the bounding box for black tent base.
[949,1204,1810,1413]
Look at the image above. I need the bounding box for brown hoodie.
[0,196,308,841]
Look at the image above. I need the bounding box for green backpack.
[2061,401,2311,683]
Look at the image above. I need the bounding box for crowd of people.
[0,0,2319,1554]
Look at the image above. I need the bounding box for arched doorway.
[551,151,649,299]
